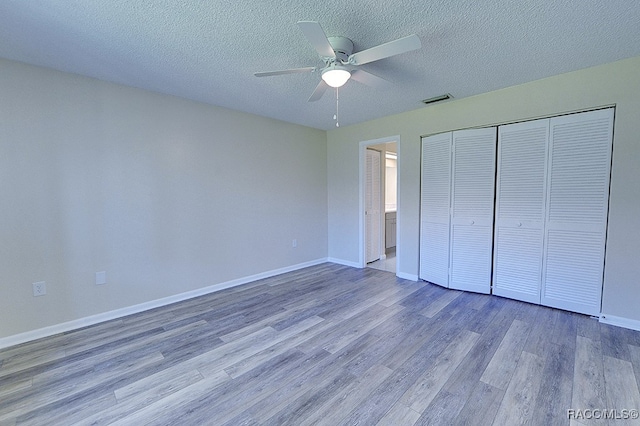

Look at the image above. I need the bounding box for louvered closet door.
[419,133,452,287]
[493,119,549,304]
[449,128,496,294]
[541,108,614,316]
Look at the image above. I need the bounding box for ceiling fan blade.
[349,34,421,65]
[350,69,392,89]
[254,67,316,77]
[298,21,336,58]
[308,80,328,102]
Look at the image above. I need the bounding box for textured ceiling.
[0,1,639,130]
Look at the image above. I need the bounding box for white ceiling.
[1,1,639,130]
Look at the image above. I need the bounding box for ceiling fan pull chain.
[335,87,340,127]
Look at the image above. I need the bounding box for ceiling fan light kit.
[322,65,351,88]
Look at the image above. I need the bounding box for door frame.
[359,135,401,274]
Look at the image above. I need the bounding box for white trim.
[359,135,401,270]
[599,314,640,332]
[395,139,402,281]
[397,271,419,281]
[0,258,327,350]
[327,257,361,268]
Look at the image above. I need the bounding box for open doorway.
[359,136,399,274]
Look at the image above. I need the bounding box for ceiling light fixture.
[322,64,351,88]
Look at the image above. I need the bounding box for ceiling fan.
[254,21,422,102]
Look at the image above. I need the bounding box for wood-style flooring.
[1,263,640,425]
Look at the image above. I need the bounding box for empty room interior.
[2,1,640,425]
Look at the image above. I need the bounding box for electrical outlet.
[33,281,46,297]
[292,239,297,248]
[96,271,107,285]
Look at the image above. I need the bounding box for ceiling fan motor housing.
[327,36,353,64]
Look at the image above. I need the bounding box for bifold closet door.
[541,108,614,315]
[420,128,496,292]
[449,128,496,293]
[419,132,452,287]
[493,119,549,303]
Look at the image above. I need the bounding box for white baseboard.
[327,257,361,268]
[599,313,640,332]
[396,271,419,281]
[0,258,328,350]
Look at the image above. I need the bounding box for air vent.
[421,94,453,105]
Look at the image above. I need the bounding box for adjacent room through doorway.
[362,138,398,274]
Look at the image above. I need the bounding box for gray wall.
[327,55,640,325]
[0,59,328,340]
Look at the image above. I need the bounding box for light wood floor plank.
[75,369,228,426]
[197,315,324,378]
[480,319,532,390]
[0,351,165,422]
[343,309,429,377]
[600,323,632,362]
[223,317,334,379]
[0,378,31,400]
[261,366,357,425]
[218,299,316,342]
[576,314,601,341]
[400,329,480,413]
[300,363,393,426]
[0,347,67,379]
[114,367,204,402]
[200,348,330,425]
[338,286,405,320]
[295,303,400,354]
[454,381,504,426]
[531,342,574,425]
[337,303,480,425]
[30,320,207,387]
[603,356,640,423]
[17,392,117,426]
[419,289,462,318]
[217,346,366,425]
[492,351,546,425]
[321,304,405,354]
[523,305,559,356]
[572,335,608,425]
[106,368,235,426]
[414,389,466,425]
[376,402,421,426]
[378,281,426,307]
[629,344,640,400]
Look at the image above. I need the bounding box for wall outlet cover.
[96,271,107,285]
[33,281,46,297]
